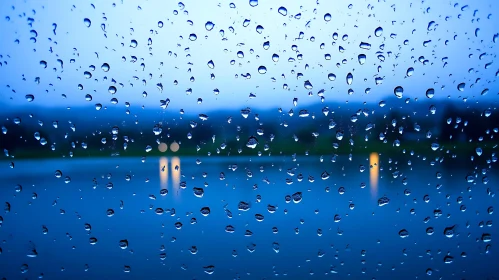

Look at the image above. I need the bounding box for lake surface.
[0,155,497,279]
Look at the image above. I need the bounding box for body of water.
[0,155,496,279]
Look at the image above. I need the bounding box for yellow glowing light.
[171,156,180,197]
[158,142,168,152]
[170,142,179,152]
[159,157,168,190]
[370,152,379,198]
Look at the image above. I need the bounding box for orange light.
[170,142,179,152]
[158,143,168,152]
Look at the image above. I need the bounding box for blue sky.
[0,0,498,113]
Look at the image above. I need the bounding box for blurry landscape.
[1,96,497,160]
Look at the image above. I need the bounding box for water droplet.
[249,0,258,7]
[158,21,164,28]
[394,86,404,98]
[207,60,215,69]
[20,264,29,274]
[204,265,215,274]
[358,54,366,65]
[328,73,336,81]
[84,71,92,79]
[189,33,197,41]
[457,82,465,91]
[101,63,110,72]
[374,27,383,37]
[89,237,98,245]
[106,209,115,217]
[406,67,414,76]
[205,21,214,31]
[83,18,91,27]
[108,86,117,94]
[256,25,264,34]
[399,229,409,238]
[304,80,313,90]
[278,6,287,16]
[324,13,332,22]
[426,88,435,98]
[346,73,353,85]
[378,196,390,206]
[118,239,128,249]
[25,94,34,102]
[200,207,210,216]
[258,66,267,74]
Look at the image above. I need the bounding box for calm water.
[0,155,497,279]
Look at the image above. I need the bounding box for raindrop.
[89,237,98,245]
[457,83,465,91]
[346,73,353,85]
[426,88,435,98]
[83,18,91,27]
[324,13,331,22]
[205,21,214,31]
[399,229,409,238]
[119,240,128,249]
[25,94,34,102]
[101,63,110,72]
[278,7,287,16]
[358,54,366,65]
[374,27,383,37]
[394,86,404,98]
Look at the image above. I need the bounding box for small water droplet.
[83,18,91,27]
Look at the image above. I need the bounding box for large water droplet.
[457,82,465,91]
[258,66,267,74]
[25,94,34,102]
[249,0,258,7]
[394,86,404,98]
[374,27,383,37]
[426,88,435,98]
[101,63,110,72]
[278,6,287,16]
[205,21,214,31]
[399,229,409,238]
[406,67,414,76]
[358,54,366,65]
[346,73,353,85]
[324,13,332,22]
[304,80,313,90]
[246,136,259,148]
[83,18,91,27]
[207,60,215,69]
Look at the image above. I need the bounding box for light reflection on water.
[160,156,181,198]
[369,152,379,198]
